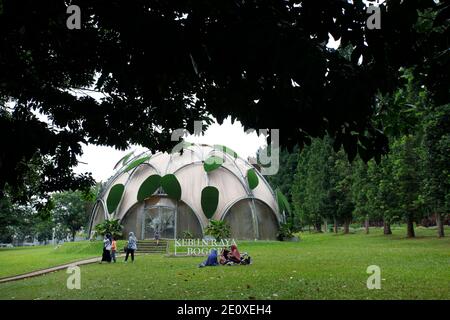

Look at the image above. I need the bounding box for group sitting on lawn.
[199,244,251,267]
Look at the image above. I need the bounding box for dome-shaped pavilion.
[89,143,286,240]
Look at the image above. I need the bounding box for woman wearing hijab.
[198,249,218,267]
[219,246,230,265]
[125,232,137,263]
[228,244,241,264]
[101,234,112,263]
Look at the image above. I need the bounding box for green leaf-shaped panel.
[276,189,291,215]
[171,141,194,154]
[137,174,161,202]
[201,186,219,218]
[203,156,224,172]
[161,174,182,200]
[247,168,259,189]
[124,156,151,172]
[113,151,134,170]
[106,184,125,214]
[213,144,238,158]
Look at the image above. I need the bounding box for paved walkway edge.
[0,257,102,284]
[0,254,128,284]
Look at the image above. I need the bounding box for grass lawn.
[0,227,449,300]
[0,240,125,279]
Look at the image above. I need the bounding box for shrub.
[277,222,294,241]
[204,220,231,240]
[93,219,123,239]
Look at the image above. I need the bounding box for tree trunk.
[383,221,392,235]
[324,219,328,233]
[364,215,370,234]
[436,213,445,238]
[406,216,415,238]
[333,218,338,233]
[72,231,76,242]
[343,220,350,234]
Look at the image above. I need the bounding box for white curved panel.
[173,163,209,226]
[208,167,248,220]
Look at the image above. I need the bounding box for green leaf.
[203,156,224,172]
[214,144,238,158]
[124,156,151,172]
[201,186,219,218]
[113,151,134,170]
[276,189,291,215]
[247,168,259,189]
[106,184,125,214]
[161,174,182,200]
[137,174,161,202]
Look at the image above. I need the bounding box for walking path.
[0,254,125,284]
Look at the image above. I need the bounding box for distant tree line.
[0,185,98,244]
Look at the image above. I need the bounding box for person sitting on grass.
[228,244,241,264]
[101,234,112,263]
[198,249,218,267]
[219,246,230,265]
[124,232,137,263]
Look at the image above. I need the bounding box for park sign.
[174,238,237,256]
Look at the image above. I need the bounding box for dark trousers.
[125,248,135,261]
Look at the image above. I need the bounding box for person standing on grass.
[111,236,117,263]
[154,228,160,246]
[125,232,137,263]
[101,234,112,263]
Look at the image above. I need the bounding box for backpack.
[240,252,252,265]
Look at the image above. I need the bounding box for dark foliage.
[0,0,448,202]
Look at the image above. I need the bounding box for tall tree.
[422,104,450,237]
[52,190,92,241]
[262,145,299,226]
[333,152,355,234]
[292,138,332,232]
[351,160,372,233]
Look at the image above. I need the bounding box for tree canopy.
[0,0,448,201]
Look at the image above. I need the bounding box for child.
[111,236,117,263]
